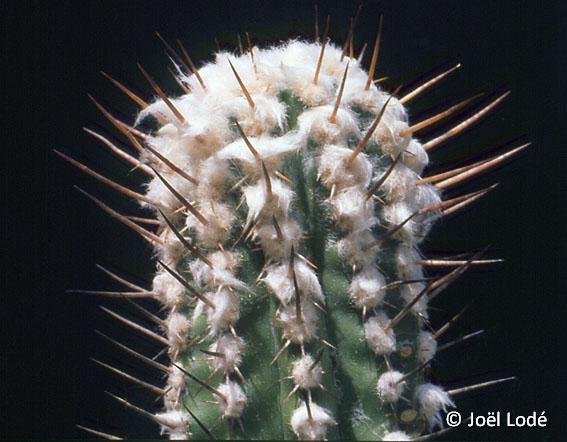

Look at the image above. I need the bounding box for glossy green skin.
[177,91,425,440]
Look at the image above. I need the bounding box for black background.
[3,0,565,439]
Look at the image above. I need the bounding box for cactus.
[61,18,526,441]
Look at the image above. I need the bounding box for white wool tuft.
[196,156,233,200]
[143,175,185,215]
[380,162,420,203]
[209,334,245,374]
[164,365,186,409]
[337,231,378,268]
[158,227,186,265]
[349,266,386,309]
[229,94,287,136]
[381,201,420,243]
[242,177,294,225]
[376,370,406,403]
[291,354,323,390]
[206,288,240,335]
[145,131,195,174]
[364,312,396,355]
[186,200,235,248]
[383,95,408,123]
[165,312,190,354]
[155,122,179,137]
[208,249,241,271]
[345,86,386,114]
[407,183,442,213]
[178,115,231,159]
[254,218,301,260]
[217,381,247,419]
[415,383,455,430]
[403,139,429,174]
[155,410,190,437]
[152,271,186,308]
[290,401,336,440]
[264,261,324,305]
[297,105,360,145]
[189,250,245,290]
[373,118,411,157]
[217,132,299,173]
[328,186,377,232]
[382,430,411,441]
[168,365,186,391]
[280,60,336,107]
[417,330,437,364]
[318,144,373,188]
[277,301,318,344]
[381,183,442,243]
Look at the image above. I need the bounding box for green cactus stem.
[62,28,524,441]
